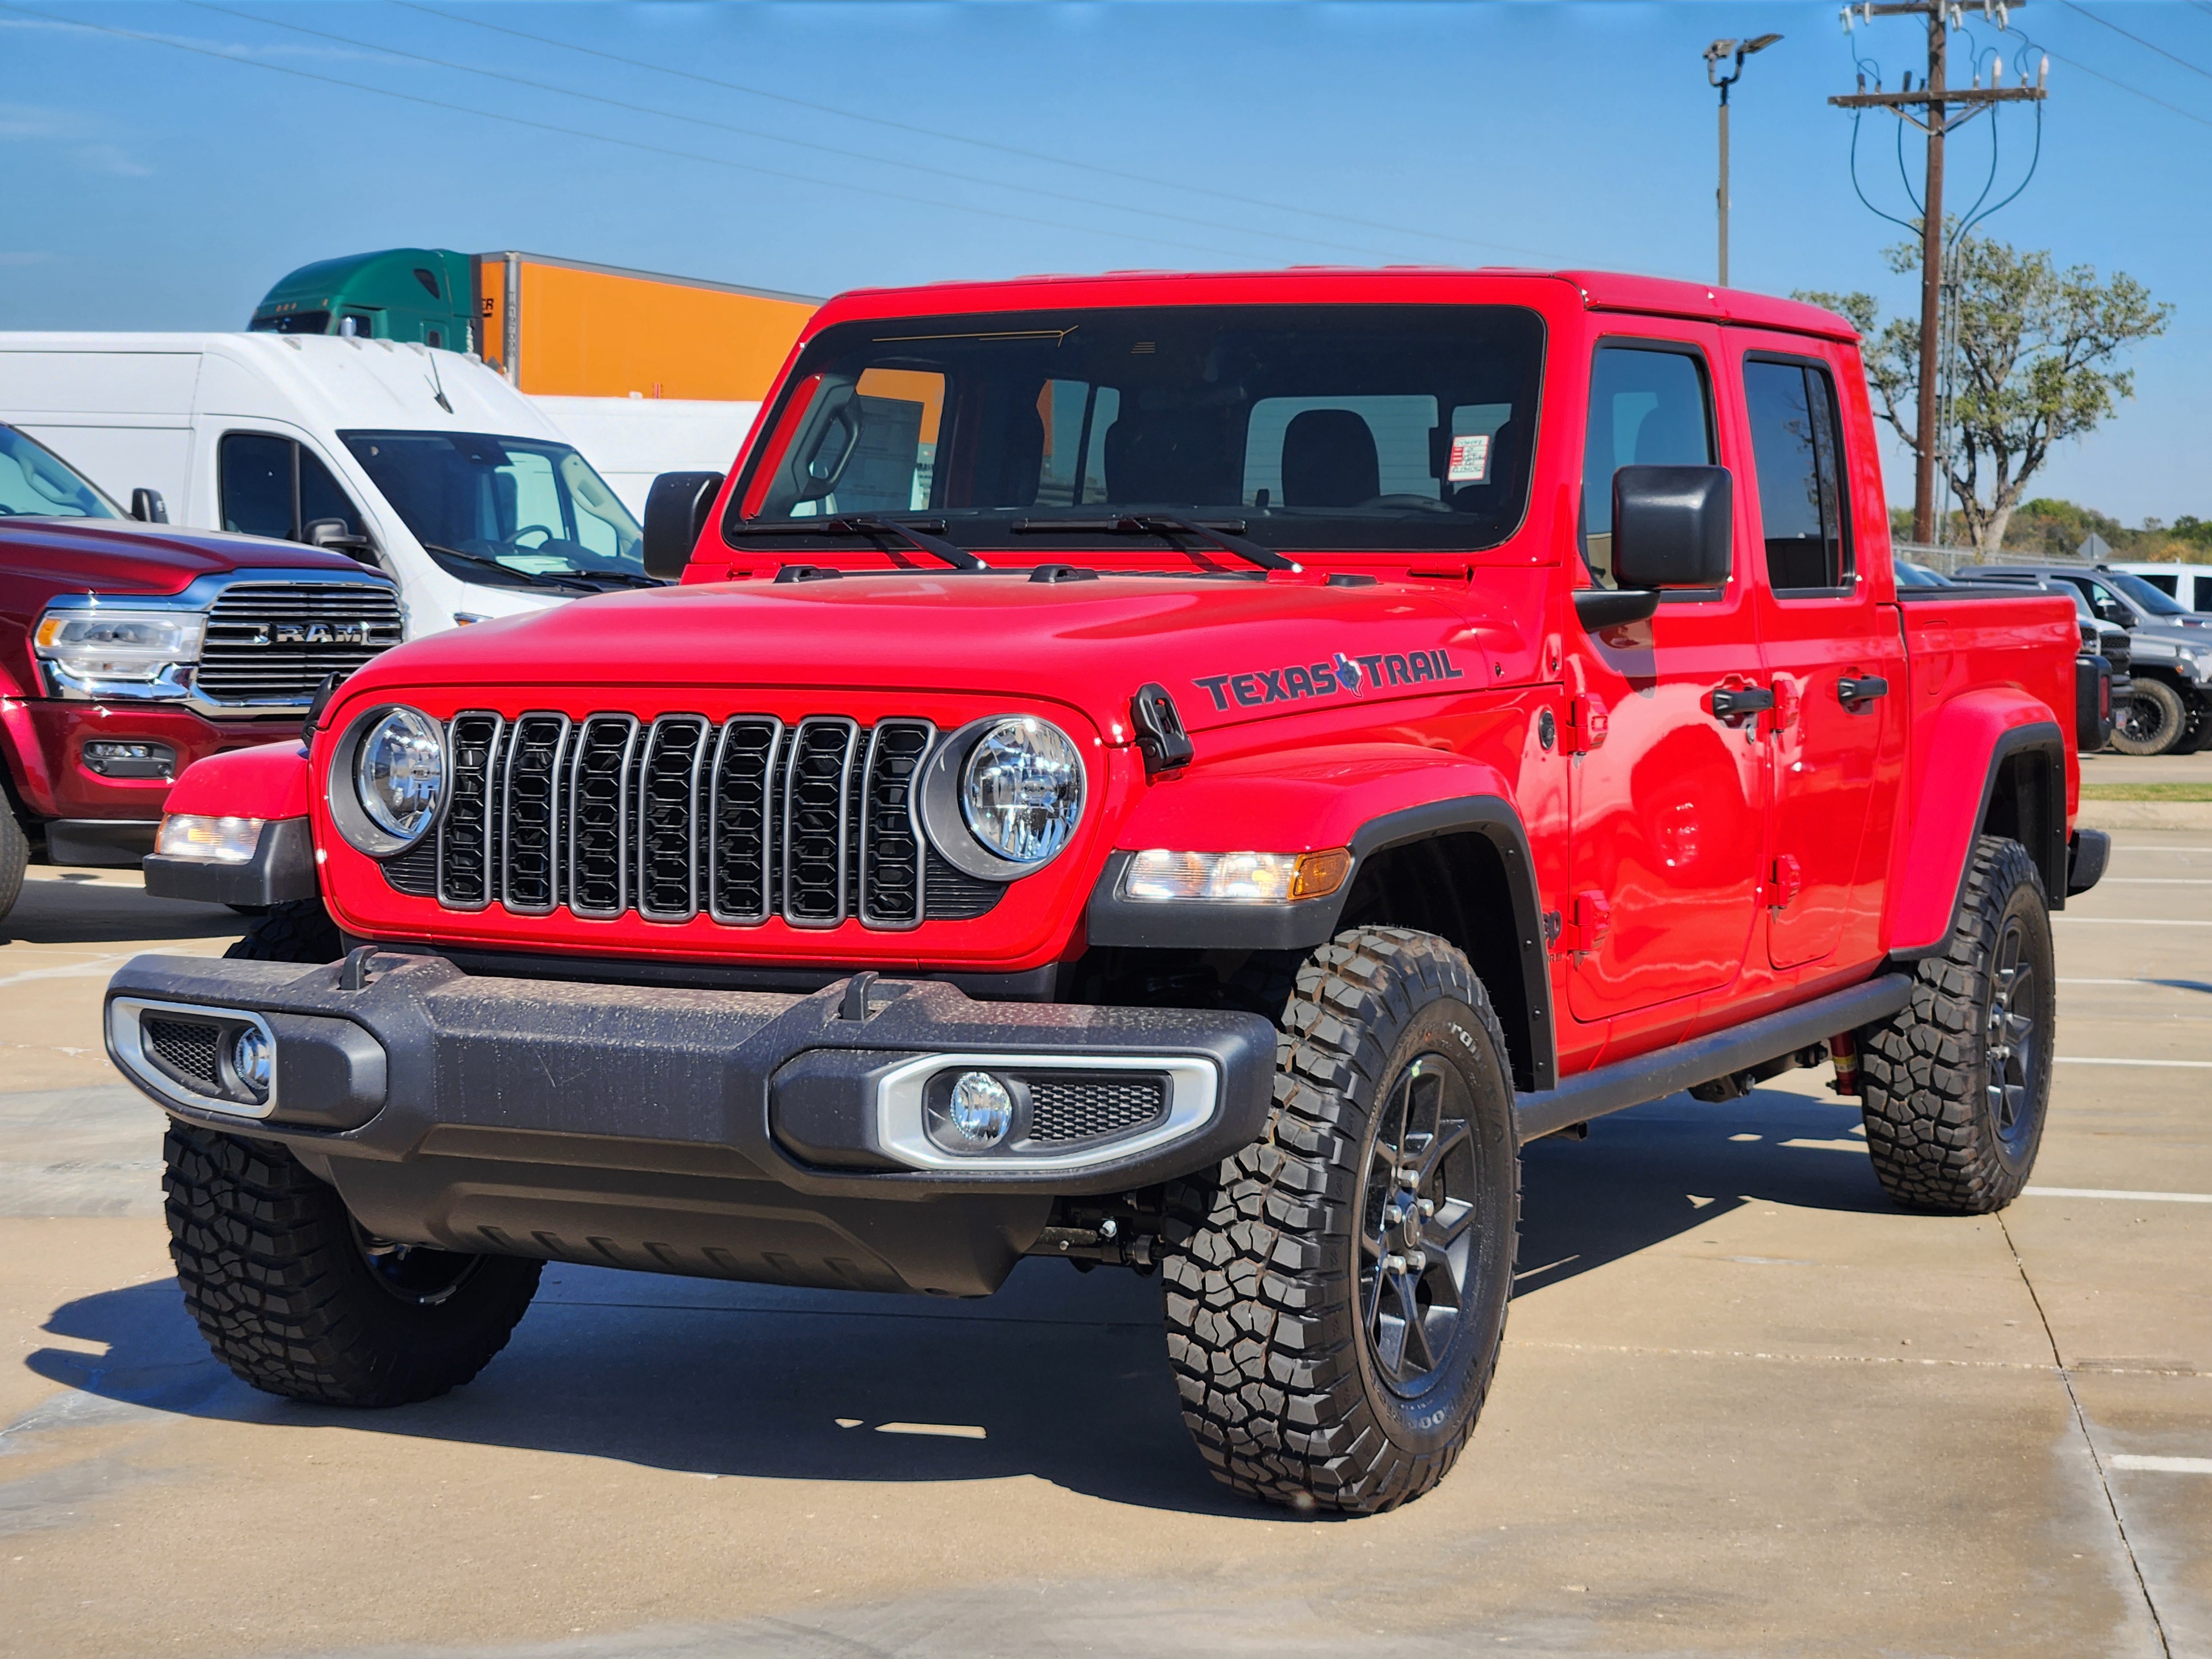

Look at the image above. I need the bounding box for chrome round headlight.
[958,717,1083,865]
[353,708,444,843]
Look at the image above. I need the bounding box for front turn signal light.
[1120,847,1352,904]
[156,815,264,864]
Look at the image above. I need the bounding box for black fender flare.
[1084,794,1556,1089]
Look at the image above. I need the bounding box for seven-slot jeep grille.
[198,583,404,705]
[388,711,1004,930]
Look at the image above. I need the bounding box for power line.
[2062,1,2212,84]
[185,1,1397,261]
[2044,43,2212,129]
[0,2,1279,260]
[389,0,1555,262]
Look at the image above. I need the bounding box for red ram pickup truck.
[113,269,2103,1515]
[1,422,403,919]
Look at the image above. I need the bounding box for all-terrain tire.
[2110,677,2187,756]
[1858,835,2055,1214]
[225,898,341,963]
[164,1123,542,1406]
[0,810,25,924]
[1161,927,1519,1514]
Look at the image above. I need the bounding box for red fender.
[1885,689,2067,954]
[1112,743,1519,853]
[162,739,312,822]
[0,695,60,818]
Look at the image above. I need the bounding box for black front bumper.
[104,952,1274,1298]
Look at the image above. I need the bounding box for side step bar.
[1514,972,1915,1144]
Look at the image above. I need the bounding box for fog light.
[945,1071,1014,1147]
[231,1025,272,1098]
[82,740,176,779]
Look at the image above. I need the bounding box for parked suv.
[114,270,2094,1515]
[1974,562,2212,754]
[1,422,402,917]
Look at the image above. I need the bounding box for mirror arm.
[1574,587,1661,629]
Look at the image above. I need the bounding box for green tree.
[1798,232,2170,554]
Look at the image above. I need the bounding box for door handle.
[1710,685,1776,719]
[1837,675,1890,706]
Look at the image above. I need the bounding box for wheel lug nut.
[1418,1198,1436,1218]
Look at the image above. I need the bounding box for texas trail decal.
[1193,649,1466,711]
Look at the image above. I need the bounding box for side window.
[220,432,295,540]
[1743,357,1853,594]
[1581,344,1714,589]
[2081,579,2133,627]
[220,431,369,549]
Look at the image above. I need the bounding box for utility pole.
[1705,34,1782,289]
[1831,2,2046,544]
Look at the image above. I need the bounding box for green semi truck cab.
[249,248,477,348]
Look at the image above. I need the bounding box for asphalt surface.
[2,832,2207,1658]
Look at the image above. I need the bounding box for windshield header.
[727,304,1545,555]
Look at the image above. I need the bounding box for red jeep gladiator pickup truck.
[2,421,404,917]
[113,269,2103,1515]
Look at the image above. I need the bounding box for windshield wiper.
[727,514,987,572]
[1010,514,1299,574]
[419,542,598,595]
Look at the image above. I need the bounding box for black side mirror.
[130,488,168,524]
[1612,465,1734,589]
[644,471,727,580]
[304,518,375,561]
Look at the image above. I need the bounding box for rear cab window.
[1741,356,1854,596]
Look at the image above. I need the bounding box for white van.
[530,395,758,518]
[0,333,652,638]
[2110,562,2212,614]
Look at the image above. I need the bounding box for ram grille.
[197,582,404,705]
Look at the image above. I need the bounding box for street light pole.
[1705,34,1782,289]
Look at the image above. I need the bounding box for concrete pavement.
[1,846,2205,1657]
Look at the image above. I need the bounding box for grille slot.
[144,1016,222,1090]
[568,716,640,919]
[197,582,404,704]
[637,716,711,922]
[499,714,571,915]
[708,718,783,925]
[437,713,503,910]
[382,837,437,896]
[860,720,933,928]
[1027,1074,1168,1144]
[781,717,858,929]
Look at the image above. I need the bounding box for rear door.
[1731,338,1902,971]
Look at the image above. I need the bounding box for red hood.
[327,568,1550,738]
[0,517,373,599]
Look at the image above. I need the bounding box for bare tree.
[1799,232,2169,553]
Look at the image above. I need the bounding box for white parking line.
[2111,845,2212,853]
[2056,1057,2212,1068]
[2110,1455,2212,1474]
[2054,917,2212,926]
[2099,878,2212,885]
[2023,1187,2212,1204]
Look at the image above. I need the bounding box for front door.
[1733,342,1901,971]
[1566,332,1769,1028]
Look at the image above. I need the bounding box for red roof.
[808,266,1859,343]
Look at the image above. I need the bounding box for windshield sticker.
[1194,650,1467,711]
[1447,434,1492,484]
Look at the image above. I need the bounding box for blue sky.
[1,1,2203,523]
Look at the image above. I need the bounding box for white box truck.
[0,333,654,638]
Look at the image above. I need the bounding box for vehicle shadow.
[0,874,242,947]
[17,1082,1891,1515]
[1515,1082,1893,1295]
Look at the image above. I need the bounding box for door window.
[220,432,369,548]
[1581,343,1715,589]
[1743,357,1853,594]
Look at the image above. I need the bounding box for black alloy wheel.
[1357,1055,1481,1395]
[1983,915,2041,1160]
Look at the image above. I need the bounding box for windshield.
[0,425,123,519]
[731,305,1545,554]
[340,430,644,586]
[2101,568,2192,618]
